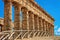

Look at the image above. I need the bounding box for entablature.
[4,0,54,25]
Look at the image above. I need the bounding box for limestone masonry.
[0,0,54,40]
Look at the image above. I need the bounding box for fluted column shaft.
[34,15,38,30]
[14,5,21,30]
[37,16,39,31]
[45,21,48,36]
[28,11,35,38]
[29,12,34,30]
[27,12,29,30]
[48,23,50,36]
[51,25,54,36]
[46,22,50,36]
[52,25,54,36]
[44,21,46,31]
[4,1,12,30]
[41,18,43,31]
[50,25,51,36]
[49,24,51,36]
[32,14,35,30]
[46,22,49,36]
[49,23,51,36]
[44,21,47,36]
[49,24,52,36]
[42,19,45,31]
[22,8,28,30]
[43,20,46,35]
[39,17,41,31]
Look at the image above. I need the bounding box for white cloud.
[57,28,60,32]
[54,25,60,35]
[54,25,58,29]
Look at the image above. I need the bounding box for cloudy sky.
[35,0,60,36]
[0,0,60,36]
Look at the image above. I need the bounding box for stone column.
[38,17,41,36]
[28,11,34,37]
[0,25,2,32]
[46,22,48,36]
[22,7,28,30]
[49,24,51,36]
[46,21,48,36]
[42,19,45,31]
[41,18,43,31]
[4,0,12,31]
[21,8,29,38]
[39,17,41,31]
[27,11,30,38]
[34,15,38,30]
[43,20,46,36]
[51,25,54,36]
[52,25,54,36]
[49,23,51,36]
[29,11,34,30]
[27,12,29,30]
[41,19,45,36]
[49,24,52,36]
[37,16,39,31]
[33,14,35,30]
[34,15,39,36]
[32,14,35,37]
[44,21,47,36]
[14,5,21,30]
[46,22,49,36]
[51,25,54,40]
[48,23,50,36]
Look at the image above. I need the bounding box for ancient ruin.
[0,0,54,40]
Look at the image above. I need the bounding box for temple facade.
[0,0,54,40]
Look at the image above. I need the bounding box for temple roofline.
[30,0,54,21]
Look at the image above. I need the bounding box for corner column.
[51,24,54,36]
[4,0,12,31]
[52,25,54,36]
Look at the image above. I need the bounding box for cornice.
[29,0,54,21]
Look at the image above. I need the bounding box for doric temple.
[0,0,54,40]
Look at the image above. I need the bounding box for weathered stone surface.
[14,5,21,30]
[4,1,12,30]
[0,0,54,40]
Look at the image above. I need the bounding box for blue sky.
[35,0,60,36]
[0,0,60,36]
